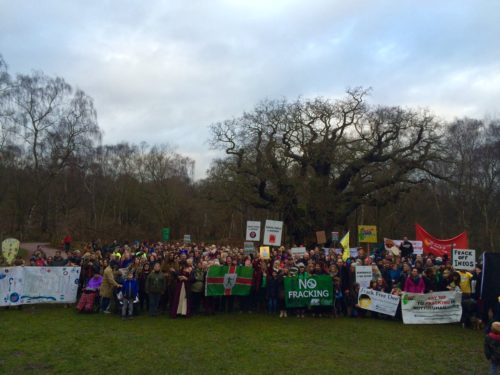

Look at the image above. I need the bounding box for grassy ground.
[0,306,488,375]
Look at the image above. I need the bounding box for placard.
[355,265,372,288]
[358,287,400,316]
[358,225,377,243]
[316,231,326,244]
[263,220,283,246]
[291,247,306,256]
[259,246,270,260]
[162,227,170,241]
[2,238,20,265]
[331,232,339,241]
[401,291,462,324]
[183,234,191,243]
[245,221,261,242]
[452,249,476,271]
[243,242,255,255]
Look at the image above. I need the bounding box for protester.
[485,322,500,375]
[146,263,166,316]
[100,263,122,313]
[121,272,138,320]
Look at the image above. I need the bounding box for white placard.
[358,287,400,316]
[401,291,462,324]
[452,249,476,271]
[389,239,424,255]
[246,221,261,241]
[355,266,373,288]
[263,220,283,247]
[0,266,81,306]
[291,247,306,256]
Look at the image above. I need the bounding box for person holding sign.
[403,268,425,294]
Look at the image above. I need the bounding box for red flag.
[415,223,468,257]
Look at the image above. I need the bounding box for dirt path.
[21,242,65,260]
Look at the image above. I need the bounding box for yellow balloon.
[2,238,20,265]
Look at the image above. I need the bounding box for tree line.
[0,55,498,251]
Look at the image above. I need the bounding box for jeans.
[101,297,111,312]
[122,298,134,317]
[267,298,277,313]
[149,293,161,316]
[491,361,498,375]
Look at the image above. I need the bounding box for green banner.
[162,227,170,241]
[205,265,253,296]
[284,274,333,308]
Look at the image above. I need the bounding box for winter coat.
[100,266,120,298]
[146,271,166,294]
[484,332,500,364]
[122,279,139,300]
[403,276,426,293]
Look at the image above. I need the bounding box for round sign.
[250,231,256,238]
[306,279,317,289]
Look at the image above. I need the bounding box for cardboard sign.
[331,232,339,241]
[358,287,400,317]
[291,247,306,256]
[245,221,261,242]
[259,246,271,260]
[243,242,255,255]
[355,266,372,288]
[263,220,283,246]
[316,231,326,244]
[452,249,476,271]
[358,225,377,243]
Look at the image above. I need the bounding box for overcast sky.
[1,0,499,178]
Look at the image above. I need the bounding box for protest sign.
[349,247,358,258]
[0,266,81,306]
[388,238,424,255]
[245,221,261,242]
[263,220,283,246]
[243,242,255,255]
[401,291,462,324]
[358,287,400,317]
[285,275,333,308]
[162,228,170,241]
[355,266,372,288]
[2,238,20,265]
[183,234,191,243]
[331,232,339,241]
[316,231,326,244]
[291,247,306,257]
[452,249,476,271]
[259,246,270,260]
[358,225,377,243]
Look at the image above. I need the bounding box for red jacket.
[404,276,425,293]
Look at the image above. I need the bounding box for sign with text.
[316,231,326,244]
[2,238,20,265]
[259,246,270,260]
[183,234,192,243]
[162,228,170,241]
[331,232,339,241]
[358,287,400,317]
[355,266,373,288]
[401,291,462,324]
[263,220,283,246]
[452,249,476,271]
[285,275,333,308]
[358,225,377,243]
[243,242,255,255]
[245,221,261,242]
[389,239,424,255]
[291,247,306,257]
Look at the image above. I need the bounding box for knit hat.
[492,322,500,334]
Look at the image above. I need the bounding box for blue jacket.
[122,279,139,299]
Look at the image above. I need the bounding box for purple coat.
[404,276,425,293]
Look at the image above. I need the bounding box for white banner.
[355,266,372,288]
[452,249,476,271]
[389,239,424,255]
[246,221,261,241]
[263,220,283,246]
[401,291,462,324]
[358,287,400,317]
[0,266,81,306]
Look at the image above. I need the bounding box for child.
[485,322,500,374]
[121,272,138,320]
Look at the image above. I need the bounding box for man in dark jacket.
[399,237,414,259]
[146,263,166,316]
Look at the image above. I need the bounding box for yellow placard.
[2,238,20,265]
[358,225,377,243]
[259,246,270,260]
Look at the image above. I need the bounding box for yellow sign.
[358,225,377,243]
[259,246,270,260]
[2,238,20,265]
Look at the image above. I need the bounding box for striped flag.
[205,265,253,296]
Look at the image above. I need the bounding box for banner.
[401,291,462,324]
[0,266,81,306]
[358,225,377,243]
[2,238,20,265]
[386,238,424,255]
[355,266,372,288]
[243,242,255,255]
[358,287,400,317]
[452,249,476,271]
[245,221,261,242]
[263,220,283,246]
[284,275,333,308]
[415,224,468,257]
[205,265,253,296]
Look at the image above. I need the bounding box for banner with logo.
[452,249,476,271]
[205,266,253,296]
[415,224,468,257]
[358,225,377,243]
[245,221,261,242]
[358,287,400,317]
[263,220,284,246]
[355,265,373,288]
[284,275,333,308]
[0,266,81,306]
[386,238,424,255]
[401,291,462,324]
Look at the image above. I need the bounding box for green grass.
[0,306,488,375]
